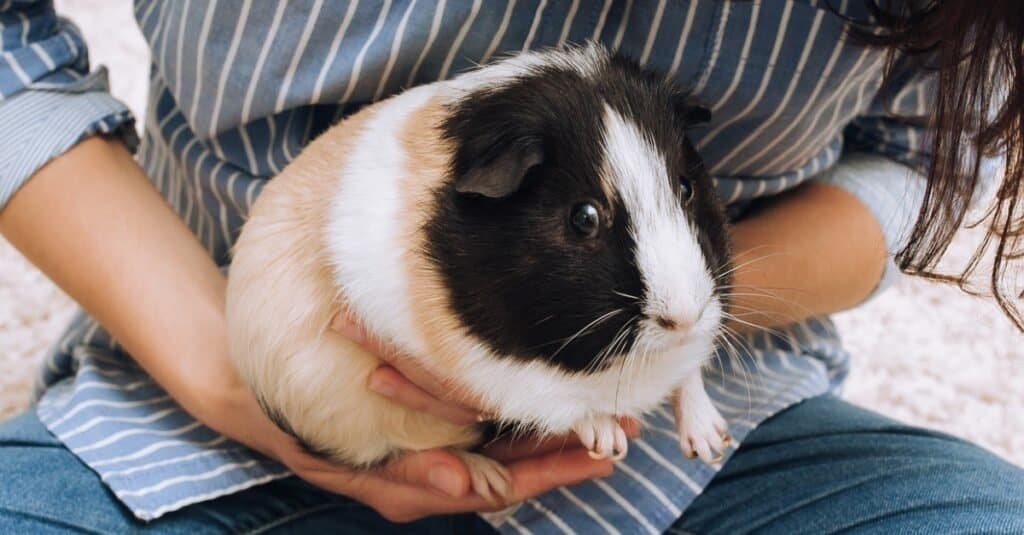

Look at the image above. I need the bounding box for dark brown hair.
[851,0,1023,330]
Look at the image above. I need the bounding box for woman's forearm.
[0,136,241,414]
[726,181,888,333]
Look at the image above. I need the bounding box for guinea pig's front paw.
[673,381,731,465]
[573,415,628,461]
[452,450,513,504]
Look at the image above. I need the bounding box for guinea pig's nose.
[655,315,692,332]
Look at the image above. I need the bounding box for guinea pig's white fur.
[227,45,729,500]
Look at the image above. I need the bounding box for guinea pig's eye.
[678,176,694,202]
[570,202,601,238]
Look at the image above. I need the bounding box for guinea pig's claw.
[674,381,732,465]
[453,451,513,504]
[574,415,629,462]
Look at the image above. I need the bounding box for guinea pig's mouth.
[635,303,721,352]
[570,314,716,373]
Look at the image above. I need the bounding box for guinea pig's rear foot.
[451,450,513,504]
[673,375,731,465]
[572,415,629,461]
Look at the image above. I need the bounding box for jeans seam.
[240,503,353,535]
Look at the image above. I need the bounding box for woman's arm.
[0,136,618,520]
[725,180,889,333]
[728,56,938,335]
[0,136,247,437]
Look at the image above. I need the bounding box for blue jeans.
[1,396,1021,534]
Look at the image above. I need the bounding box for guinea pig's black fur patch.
[426,50,731,374]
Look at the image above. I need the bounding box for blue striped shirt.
[2,1,933,532]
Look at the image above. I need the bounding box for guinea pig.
[226,43,733,502]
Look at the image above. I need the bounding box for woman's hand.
[326,312,642,513]
[195,374,619,523]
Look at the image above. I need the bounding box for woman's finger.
[331,312,389,357]
[425,447,615,514]
[332,312,447,394]
[358,447,615,521]
[500,447,615,501]
[280,443,475,505]
[379,448,474,497]
[332,311,491,413]
[368,366,481,425]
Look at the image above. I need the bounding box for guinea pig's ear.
[454,143,544,199]
[675,99,711,127]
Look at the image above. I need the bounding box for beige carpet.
[1,1,1020,466]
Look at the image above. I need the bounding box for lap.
[0,410,489,534]
[1,396,1021,534]
[674,395,1024,534]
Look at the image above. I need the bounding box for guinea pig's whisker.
[724,303,802,325]
[715,325,754,379]
[587,317,633,375]
[720,287,818,323]
[592,314,638,376]
[548,308,624,362]
[632,337,653,394]
[724,244,779,264]
[719,311,787,339]
[612,290,641,302]
[707,332,729,378]
[715,323,748,360]
[714,252,789,280]
[714,325,759,414]
[718,284,816,299]
[614,346,628,415]
[522,310,622,353]
[531,314,556,327]
[613,331,646,416]
[720,323,765,386]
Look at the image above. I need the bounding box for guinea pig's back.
[226,85,480,466]
[227,100,379,389]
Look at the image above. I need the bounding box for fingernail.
[368,375,395,397]
[334,319,365,344]
[428,466,463,497]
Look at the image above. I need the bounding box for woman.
[0,0,1021,533]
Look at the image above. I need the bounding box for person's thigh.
[0,410,493,534]
[671,395,1024,535]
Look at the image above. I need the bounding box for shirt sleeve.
[810,53,933,301]
[0,0,137,211]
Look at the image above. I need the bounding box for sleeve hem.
[811,152,927,302]
[0,87,137,211]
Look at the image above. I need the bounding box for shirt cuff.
[811,152,927,301]
[0,68,137,211]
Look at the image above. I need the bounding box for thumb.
[382,449,472,498]
[330,310,366,344]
